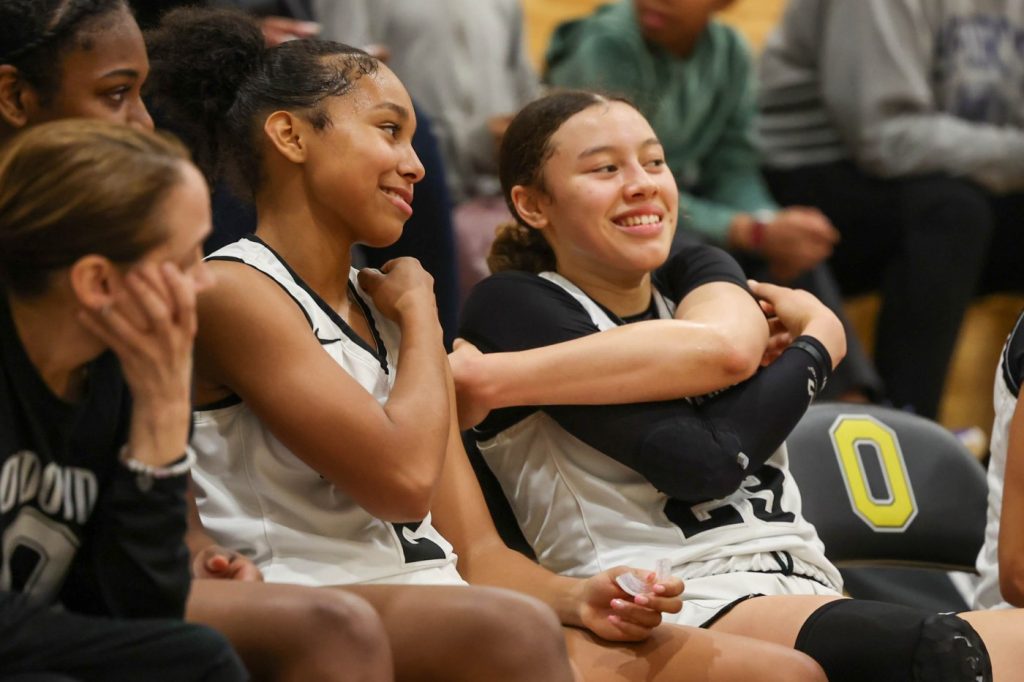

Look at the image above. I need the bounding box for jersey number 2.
[663,464,795,538]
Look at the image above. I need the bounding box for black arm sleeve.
[59,436,192,621]
[60,468,191,619]
[549,337,833,503]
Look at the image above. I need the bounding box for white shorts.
[665,571,842,628]
[364,563,468,586]
[264,560,466,588]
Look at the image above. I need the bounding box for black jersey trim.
[206,254,317,333]
[348,283,389,373]
[195,393,243,411]
[243,236,389,374]
[698,593,764,628]
[1001,309,1024,397]
[696,570,835,629]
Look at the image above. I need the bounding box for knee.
[778,649,829,682]
[455,588,569,680]
[293,590,391,675]
[795,600,992,682]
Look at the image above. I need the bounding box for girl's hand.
[577,567,683,642]
[760,311,794,367]
[78,262,198,468]
[193,545,264,582]
[357,258,438,324]
[748,280,846,368]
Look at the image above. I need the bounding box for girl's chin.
[359,229,404,250]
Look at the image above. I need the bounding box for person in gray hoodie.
[757,0,1024,420]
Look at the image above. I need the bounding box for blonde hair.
[0,119,190,295]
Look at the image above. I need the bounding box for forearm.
[459,540,585,628]
[467,318,761,410]
[127,398,192,468]
[860,116,1024,192]
[550,336,834,501]
[822,0,1024,192]
[384,306,450,454]
[677,193,742,244]
[62,468,191,618]
[998,395,1024,606]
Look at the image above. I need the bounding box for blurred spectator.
[758,0,1024,418]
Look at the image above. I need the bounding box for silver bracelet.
[119,445,196,479]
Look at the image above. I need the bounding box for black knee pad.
[794,600,992,682]
[915,613,991,682]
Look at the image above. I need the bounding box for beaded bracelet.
[119,445,195,479]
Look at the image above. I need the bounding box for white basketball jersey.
[974,315,1024,609]
[479,272,842,591]
[192,237,461,587]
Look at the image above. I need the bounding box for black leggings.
[765,161,1024,419]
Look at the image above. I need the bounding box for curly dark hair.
[145,7,379,199]
[0,0,129,101]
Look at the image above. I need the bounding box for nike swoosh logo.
[314,328,341,345]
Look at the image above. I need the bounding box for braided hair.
[0,0,128,100]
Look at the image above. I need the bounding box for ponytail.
[487,221,556,274]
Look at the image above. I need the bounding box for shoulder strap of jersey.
[538,271,676,329]
[205,238,320,333]
[1001,308,1024,396]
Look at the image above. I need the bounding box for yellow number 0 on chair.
[828,415,918,532]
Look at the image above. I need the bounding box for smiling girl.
[454,90,1020,682]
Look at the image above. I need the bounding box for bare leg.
[959,609,1024,681]
[564,624,826,682]
[341,583,574,682]
[707,595,842,647]
[187,579,393,682]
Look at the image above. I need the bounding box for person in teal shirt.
[545,0,881,401]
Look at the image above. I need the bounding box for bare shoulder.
[198,259,310,331]
[194,259,320,395]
